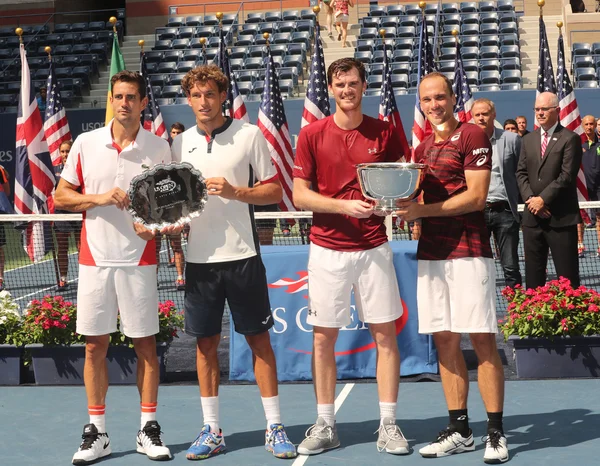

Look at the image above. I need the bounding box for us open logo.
[268,271,409,356]
[154,178,176,193]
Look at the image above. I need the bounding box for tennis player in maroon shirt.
[396,72,508,464]
[293,58,409,456]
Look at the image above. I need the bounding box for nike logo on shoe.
[103,441,110,450]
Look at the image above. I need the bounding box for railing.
[169,0,282,26]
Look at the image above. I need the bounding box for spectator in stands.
[53,140,81,290]
[293,58,409,456]
[596,117,600,138]
[570,0,587,12]
[0,164,11,292]
[503,119,518,134]
[37,87,47,115]
[169,121,184,142]
[396,73,508,464]
[56,70,172,464]
[473,99,522,288]
[516,115,529,137]
[516,92,582,289]
[320,0,335,38]
[580,114,600,256]
[155,121,186,290]
[172,64,297,461]
[332,0,353,47]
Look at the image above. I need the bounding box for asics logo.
[476,155,488,166]
[262,315,272,325]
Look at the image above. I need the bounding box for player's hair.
[181,65,229,95]
[418,72,454,96]
[110,70,146,99]
[327,58,366,85]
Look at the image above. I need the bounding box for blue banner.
[229,241,438,381]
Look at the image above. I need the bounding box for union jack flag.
[257,47,295,212]
[412,12,436,155]
[43,60,72,166]
[453,40,474,123]
[217,26,248,121]
[556,31,589,202]
[535,16,556,129]
[14,43,55,262]
[140,52,168,139]
[379,41,410,161]
[301,21,330,127]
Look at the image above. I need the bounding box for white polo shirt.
[62,120,171,266]
[171,118,278,264]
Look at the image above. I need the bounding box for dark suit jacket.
[494,128,521,222]
[516,124,582,228]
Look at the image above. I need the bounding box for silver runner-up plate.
[127,162,208,231]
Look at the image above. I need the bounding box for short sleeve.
[292,127,315,181]
[171,134,182,163]
[250,128,278,182]
[462,125,493,171]
[61,136,82,186]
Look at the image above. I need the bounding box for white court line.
[292,383,355,466]
[14,278,79,303]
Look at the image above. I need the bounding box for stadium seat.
[251,80,264,94]
[354,51,372,64]
[577,80,599,88]
[236,69,258,82]
[167,17,185,27]
[409,73,419,87]
[443,25,459,37]
[400,15,419,28]
[461,13,480,25]
[478,2,498,12]
[359,27,378,39]
[572,43,592,56]
[195,26,215,38]
[72,44,91,55]
[445,14,462,26]
[356,39,374,52]
[291,31,311,49]
[373,39,394,51]
[480,59,500,71]
[278,67,299,85]
[246,13,264,23]
[497,0,515,11]
[480,23,499,36]
[501,57,521,70]
[295,20,314,34]
[500,83,521,90]
[270,44,287,57]
[244,57,265,69]
[55,44,72,55]
[499,11,517,23]
[444,3,460,13]
[32,24,50,35]
[461,23,479,36]
[441,47,458,60]
[237,81,252,95]
[247,45,265,57]
[157,62,177,74]
[369,6,386,17]
[229,58,244,70]
[379,27,397,38]
[394,38,413,51]
[88,21,105,32]
[155,98,173,106]
[279,79,296,97]
[163,50,182,62]
[392,49,412,63]
[481,35,500,48]
[425,3,439,14]
[176,61,195,72]
[229,47,248,59]
[149,74,167,87]
[240,23,259,37]
[153,40,172,51]
[500,45,519,58]
[175,97,188,104]
[391,63,410,75]
[461,35,480,48]
[591,42,600,55]
[177,26,195,39]
[500,33,519,46]
[89,43,108,62]
[575,67,596,81]
[380,17,399,29]
[574,56,594,68]
[368,63,384,75]
[300,9,316,20]
[283,10,299,20]
[438,59,457,73]
[387,5,405,16]
[222,14,237,25]
[71,22,88,32]
[480,45,499,59]
[235,35,254,46]
[372,50,389,63]
[54,24,71,33]
[27,57,46,69]
[145,51,164,63]
[367,75,383,88]
[480,12,499,24]
[171,39,190,49]
[185,16,203,26]
[364,89,381,97]
[145,62,158,74]
[258,22,275,35]
[282,55,303,75]
[391,74,409,88]
[161,85,180,98]
[478,84,501,91]
[396,26,416,38]
[404,4,422,15]
[461,46,479,60]
[203,15,219,26]
[265,11,283,22]
[272,32,292,44]
[465,71,479,85]
[500,69,521,84]
[55,66,72,78]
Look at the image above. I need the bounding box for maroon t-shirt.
[414,122,493,260]
[293,115,404,251]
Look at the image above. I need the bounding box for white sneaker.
[376,417,410,454]
[136,420,172,461]
[72,423,111,465]
[483,430,509,464]
[419,428,475,458]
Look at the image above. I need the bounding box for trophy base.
[373,200,399,214]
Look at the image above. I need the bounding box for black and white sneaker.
[419,427,475,458]
[483,430,509,464]
[136,420,171,461]
[72,423,111,465]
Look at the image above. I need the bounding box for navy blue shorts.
[184,255,274,338]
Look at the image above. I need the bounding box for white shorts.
[76,265,159,338]
[336,14,349,23]
[307,243,402,328]
[417,257,497,334]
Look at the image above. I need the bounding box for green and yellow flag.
[105,32,125,124]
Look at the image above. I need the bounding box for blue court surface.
[1,379,599,465]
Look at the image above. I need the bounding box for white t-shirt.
[171,118,278,263]
[61,121,172,267]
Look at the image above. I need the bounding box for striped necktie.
[541,131,549,158]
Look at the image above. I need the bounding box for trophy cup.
[356,162,427,213]
[128,162,208,230]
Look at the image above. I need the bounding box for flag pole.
[138,39,144,54]
[538,0,545,18]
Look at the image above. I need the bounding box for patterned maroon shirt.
[414,122,493,260]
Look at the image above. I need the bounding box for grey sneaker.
[297,417,340,455]
[376,417,410,455]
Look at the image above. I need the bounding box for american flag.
[43,60,72,166]
[556,31,589,202]
[535,16,556,129]
[412,12,436,154]
[14,43,55,262]
[379,41,410,161]
[453,40,474,123]
[217,26,248,121]
[140,52,168,139]
[301,21,330,127]
[257,48,295,212]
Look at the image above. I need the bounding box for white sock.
[317,404,335,427]
[379,402,397,424]
[141,402,157,429]
[201,396,220,433]
[261,396,281,429]
[89,414,106,433]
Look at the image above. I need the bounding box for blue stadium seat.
[367,75,383,88]
[167,17,185,27]
[497,0,515,11]
[157,62,177,74]
[481,59,500,71]
[400,15,419,27]
[61,56,81,67]
[480,45,499,59]
[295,20,314,34]
[237,81,252,95]
[591,42,600,55]
[178,26,195,39]
[203,15,219,26]
[500,45,519,58]
[171,39,190,49]
[55,44,72,55]
[461,35,480,47]
[480,23,499,35]
[397,26,416,38]
[409,73,419,87]
[359,27,378,39]
[300,9,316,20]
[273,32,292,44]
[28,57,46,69]
[0,94,16,106]
[465,71,479,85]
[500,57,520,70]
[368,63,384,75]
[229,58,244,70]
[576,67,596,81]
[391,74,409,88]
[404,4,422,15]
[89,43,108,61]
[441,47,458,60]
[373,38,394,51]
[88,21,105,32]
[182,49,201,61]
[270,44,287,57]
[379,27,396,38]
[278,67,299,85]
[369,6,386,17]
[445,14,462,26]
[195,26,215,38]
[480,12,499,25]
[163,50,182,62]
[189,38,206,49]
[372,50,389,63]
[392,49,412,62]
[444,3,461,13]
[54,24,71,33]
[443,25,459,36]
[32,24,50,35]
[481,35,500,47]
[251,80,264,94]
[145,51,164,63]
[145,62,159,74]
[229,47,248,59]
[501,69,521,84]
[354,51,372,64]
[425,3,439,15]
[386,5,405,15]
[438,59,456,73]
[479,84,500,91]
[577,80,599,89]
[248,45,265,57]
[153,40,172,51]
[237,69,258,82]
[259,22,276,34]
[222,14,238,25]
[156,98,173,106]
[265,11,283,22]
[176,61,195,72]
[500,83,521,91]
[461,46,478,60]
[282,55,303,75]
[72,44,90,55]
[240,23,259,37]
[291,31,311,49]
[44,34,62,45]
[244,57,265,69]
[380,17,399,28]
[71,23,88,32]
[169,73,186,85]
[161,85,180,98]
[461,13,480,25]
[356,39,375,52]
[574,56,594,68]
[235,35,254,46]
[461,23,479,35]
[478,2,498,12]
[156,27,177,40]
[480,70,500,84]
[152,86,162,97]
[283,10,299,21]
[53,66,70,79]
[572,43,591,56]
[391,63,410,75]
[394,38,413,50]
[185,16,203,26]
[499,11,517,23]
[500,33,519,46]
[149,74,167,87]
[246,13,264,23]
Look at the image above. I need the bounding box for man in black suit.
[516,92,582,289]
